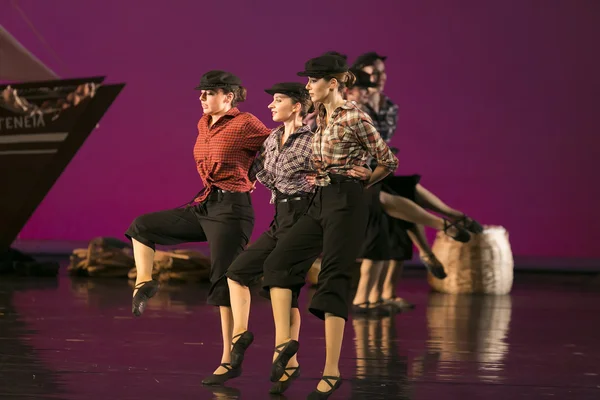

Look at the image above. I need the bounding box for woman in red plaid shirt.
[125,70,270,384]
[261,54,399,398]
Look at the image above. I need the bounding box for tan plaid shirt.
[312,101,398,186]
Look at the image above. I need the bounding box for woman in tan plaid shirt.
[260,54,398,398]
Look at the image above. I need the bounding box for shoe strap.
[220,363,232,371]
[282,366,299,377]
[232,331,245,342]
[321,375,341,388]
[274,340,291,353]
[443,218,455,231]
[134,280,153,289]
[443,219,463,239]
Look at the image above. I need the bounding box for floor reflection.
[200,385,242,399]
[69,277,207,313]
[424,293,512,383]
[351,313,412,399]
[0,277,66,399]
[3,268,600,399]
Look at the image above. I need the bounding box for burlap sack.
[68,237,211,282]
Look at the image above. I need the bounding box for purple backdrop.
[2,0,599,258]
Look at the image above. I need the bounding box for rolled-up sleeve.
[354,118,398,171]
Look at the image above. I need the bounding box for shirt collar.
[224,107,241,117]
[202,107,241,125]
[203,107,241,120]
[273,124,312,137]
[221,107,240,118]
[316,100,355,122]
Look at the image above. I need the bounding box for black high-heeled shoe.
[307,375,342,399]
[269,366,300,394]
[443,219,471,243]
[201,363,241,386]
[131,280,159,317]
[270,340,299,382]
[230,331,254,369]
[420,253,447,279]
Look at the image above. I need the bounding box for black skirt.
[359,183,391,261]
[381,174,420,230]
[386,216,413,261]
[359,175,421,261]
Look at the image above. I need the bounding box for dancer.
[344,64,464,313]
[124,70,270,382]
[352,52,483,310]
[353,52,480,236]
[350,69,402,315]
[261,54,398,399]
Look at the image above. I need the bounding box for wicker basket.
[427,225,514,295]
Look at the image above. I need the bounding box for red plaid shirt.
[193,108,270,202]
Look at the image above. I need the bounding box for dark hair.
[287,93,314,117]
[218,85,247,107]
[322,71,356,93]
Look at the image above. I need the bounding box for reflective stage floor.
[1,266,599,399]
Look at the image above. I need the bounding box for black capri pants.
[226,193,311,309]
[262,174,369,320]
[124,190,254,307]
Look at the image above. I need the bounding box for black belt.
[206,188,249,202]
[185,187,248,207]
[213,188,243,194]
[328,173,360,184]
[275,190,311,203]
[277,196,304,203]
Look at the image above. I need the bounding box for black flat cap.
[350,68,377,89]
[265,82,309,99]
[297,55,349,78]
[322,51,348,61]
[194,70,242,90]
[352,52,387,69]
